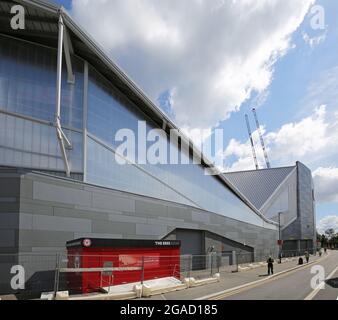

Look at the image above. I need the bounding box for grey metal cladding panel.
[20,178,33,199]
[191,211,210,224]
[297,163,316,239]
[74,233,123,240]
[54,206,109,221]
[224,166,295,210]
[92,192,135,213]
[19,214,92,233]
[20,200,54,216]
[135,200,168,217]
[18,230,75,248]
[92,220,136,235]
[167,206,191,220]
[33,181,91,207]
[136,224,168,236]
[0,213,19,229]
[0,177,20,198]
[282,218,301,240]
[0,230,16,247]
[109,214,147,224]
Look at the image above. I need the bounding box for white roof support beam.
[55,13,72,177]
[162,119,167,131]
[63,25,75,84]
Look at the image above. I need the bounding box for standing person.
[324,247,327,254]
[305,251,310,263]
[278,252,283,264]
[267,256,274,275]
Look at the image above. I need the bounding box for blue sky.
[54,0,71,9]
[53,0,338,232]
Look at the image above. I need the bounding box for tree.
[325,228,335,239]
[324,229,338,249]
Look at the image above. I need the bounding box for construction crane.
[245,114,259,170]
[252,108,271,169]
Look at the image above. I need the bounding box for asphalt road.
[313,265,338,300]
[220,251,338,300]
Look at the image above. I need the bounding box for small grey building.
[224,162,317,254]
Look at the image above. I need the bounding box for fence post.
[210,253,213,276]
[53,252,60,300]
[236,252,239,273]
[141,256,145,285]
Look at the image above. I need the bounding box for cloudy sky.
[56,0,338,233]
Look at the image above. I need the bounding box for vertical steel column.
[56,15,63,123]
[279,212,282,263]
[82,61,89,182]
[55,14,72,177]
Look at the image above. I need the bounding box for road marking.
[304,265,338,300]
[196,254,330,300]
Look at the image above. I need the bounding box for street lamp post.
[278,212,284,264]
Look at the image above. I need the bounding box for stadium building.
[0,0,315,276]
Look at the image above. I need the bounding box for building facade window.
[87,67,264,226]
[0,35,270,227]
[0,35,84,172]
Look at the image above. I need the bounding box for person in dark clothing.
[267,256,274,275]
[305,251,310,263]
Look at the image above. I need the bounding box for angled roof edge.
[225,165,296,175]
[223,165,297,212]
[15,0,278,227]
[259,166,297,212]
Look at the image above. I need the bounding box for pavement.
[141,253,333,300]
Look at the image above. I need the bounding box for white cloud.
[317,215,338,234]
[266,105,337,163]
[313,167,338,203]
[225,105,338,172]
[72,0,314,131]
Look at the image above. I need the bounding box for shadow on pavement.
[325,277,338,288]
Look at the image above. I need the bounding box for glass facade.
[0,36,83,172]
[87,67,263,226]
[0,35,270,227]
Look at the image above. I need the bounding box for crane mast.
[245,114,259,170]
[252,108,271,169]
